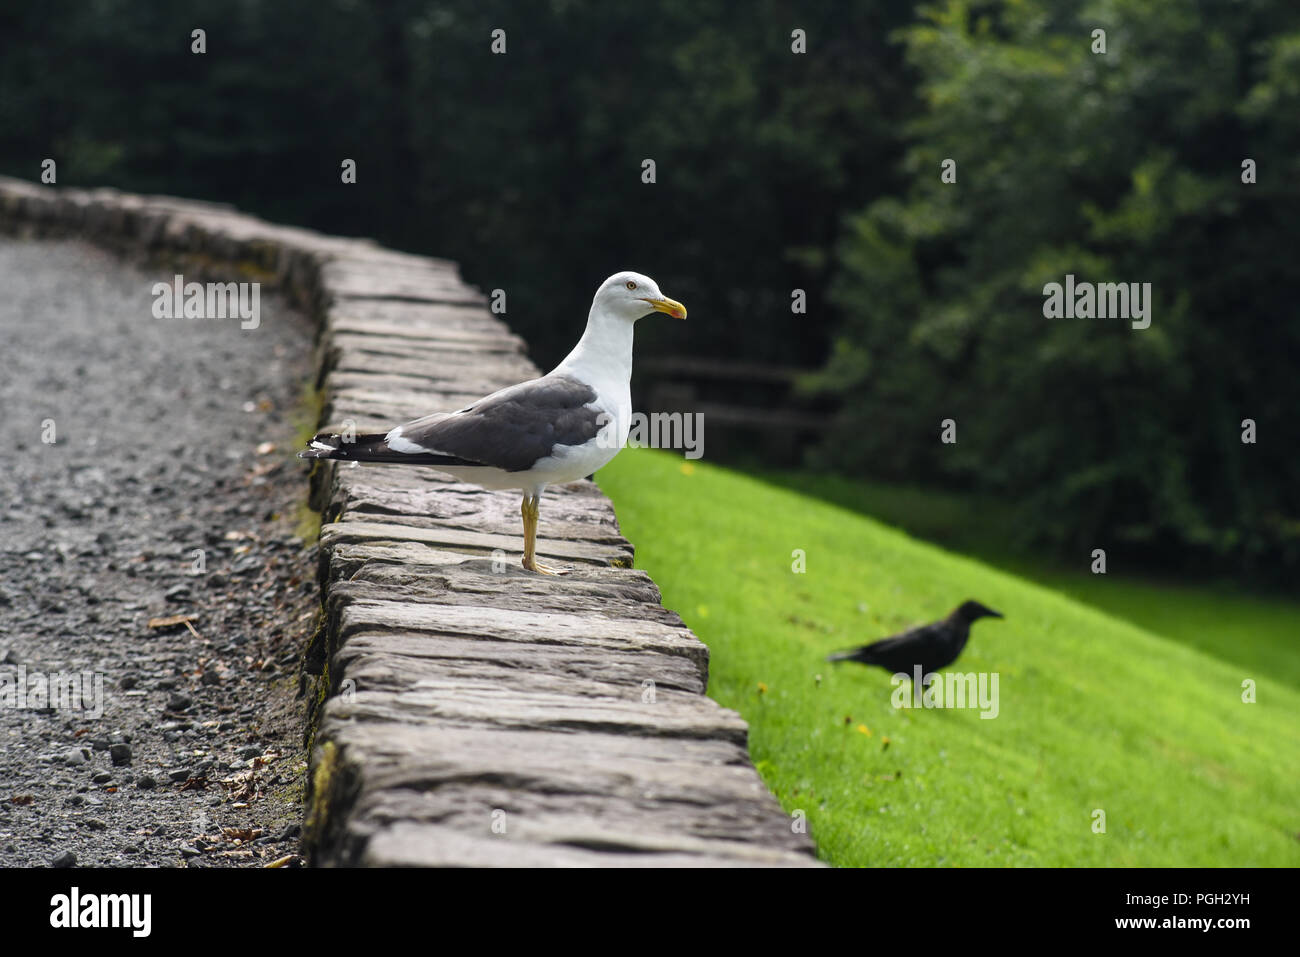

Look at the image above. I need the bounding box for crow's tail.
[826,648,867,664]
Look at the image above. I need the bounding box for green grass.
[754,471,1300,690]
[596,448,1300,866]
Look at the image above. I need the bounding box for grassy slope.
[596,448,1300,866]
[754,471,1300,690]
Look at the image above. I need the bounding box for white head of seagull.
[555,271,685,395]
[591,270,688,323]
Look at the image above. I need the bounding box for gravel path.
[0,237,317,867]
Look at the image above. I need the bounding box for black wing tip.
[299,431,352,460]
[296,431,482,468]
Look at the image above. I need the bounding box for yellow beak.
[641,296,687,319]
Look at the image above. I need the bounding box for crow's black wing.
[827,621,945,670]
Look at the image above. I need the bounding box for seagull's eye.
[626,280,637,290]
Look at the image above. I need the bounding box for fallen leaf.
[222,769,264,803]
[148,614,197,630]
[221,827,263,843]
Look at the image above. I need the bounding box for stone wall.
[0,177,820,867]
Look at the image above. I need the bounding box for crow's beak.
[640,296,687,319]
[986,608,1004,619]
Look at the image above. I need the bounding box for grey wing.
[389,374,605,472]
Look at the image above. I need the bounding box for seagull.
[300,271,686,574]
[826,600,1003,677]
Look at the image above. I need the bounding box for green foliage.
[814,0,1300,574]
[0,0,914,370]
[598,448,1300,866]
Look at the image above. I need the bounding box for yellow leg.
[521,494,561,575]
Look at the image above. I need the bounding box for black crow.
[827,600,1003,676]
